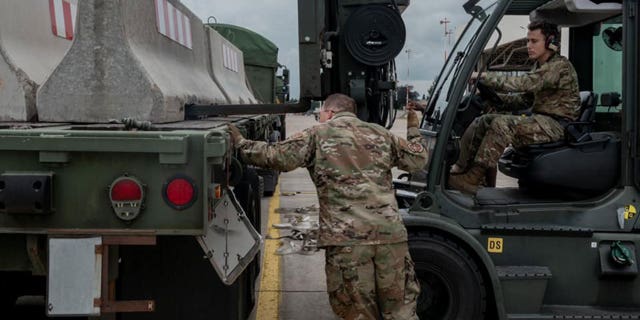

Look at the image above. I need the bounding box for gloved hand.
[407,110,419,128]
[227,124,244,145]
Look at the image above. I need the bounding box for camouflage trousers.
[455,116,480,170]
[324,242,420,320]
[458,113,565,169]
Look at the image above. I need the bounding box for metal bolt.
[48,303,53,311]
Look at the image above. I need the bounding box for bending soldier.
[228,93,428,320]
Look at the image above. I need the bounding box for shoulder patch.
[408,143,424,153]
[289,132,305,140]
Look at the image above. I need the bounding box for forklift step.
[509,305,640,319]
[497,265,552,280]
[497,266,552,315]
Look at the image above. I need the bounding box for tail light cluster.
[109,176,144,221]
[108,174,197,221]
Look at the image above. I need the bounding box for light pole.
[440,17,453,61]
[405,48,411,107]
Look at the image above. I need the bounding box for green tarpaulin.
[209,23,279,69]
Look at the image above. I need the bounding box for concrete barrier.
[0,0,77,121]
[37,0,228,123]
[211,24,280,104]
[206,27,257,105]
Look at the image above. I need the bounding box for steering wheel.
[476,81,503,106]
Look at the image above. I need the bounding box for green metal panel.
[593,21,623,112]
[0,132,189,164]
[0,129,228,235]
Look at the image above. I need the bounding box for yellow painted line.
[256,184,281,320]
[279,191,316,196]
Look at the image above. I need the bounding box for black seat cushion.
[495,91,620,196]
[498,132,620,194]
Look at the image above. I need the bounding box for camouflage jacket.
[236,112,428,246]
[483,53,581,121]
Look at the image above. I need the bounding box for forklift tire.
[409,232,486,320]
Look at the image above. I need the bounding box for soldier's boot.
[448,164,487,195]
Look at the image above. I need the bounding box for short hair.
[528,20,559,41]
[323,93,356,114]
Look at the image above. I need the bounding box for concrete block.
[0,0,76,121]
[206,27,257,105]
[37,0,228,123]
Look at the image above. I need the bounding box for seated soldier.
[448,20,581,195]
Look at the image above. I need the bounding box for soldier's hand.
[407,100,426,112]
[407,110,420,128]
[227,124,244,145]
[470,71,484,84]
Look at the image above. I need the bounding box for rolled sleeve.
[237,129,315,172]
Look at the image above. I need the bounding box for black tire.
[262,170,278,197]
[0,272,18,312]
[279,115,286,139]
[258,176,265,199]
[0,292,16,314]
[409,232,486,320]
[235,168,261,231]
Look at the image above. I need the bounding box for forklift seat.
[497,92,620,196]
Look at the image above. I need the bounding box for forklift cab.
[412,0,628,204]
[399,0,640,319]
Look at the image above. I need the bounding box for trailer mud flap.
[197,189,262,285]
[47,237,102,316]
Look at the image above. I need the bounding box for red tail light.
[108,176,145,221]
[163,175,197,210]
[110,178,143,201]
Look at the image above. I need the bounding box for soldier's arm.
[492,92,534,112]
[482,61,565,93]
[392,126,429,172]
[236,129,314,172]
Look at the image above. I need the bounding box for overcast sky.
[182,0,471,98]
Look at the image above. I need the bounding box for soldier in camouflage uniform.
[449,21,581,194]
[228,93,427,320]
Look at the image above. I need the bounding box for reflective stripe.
[154,0,192,49]
[49,0,75,40]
